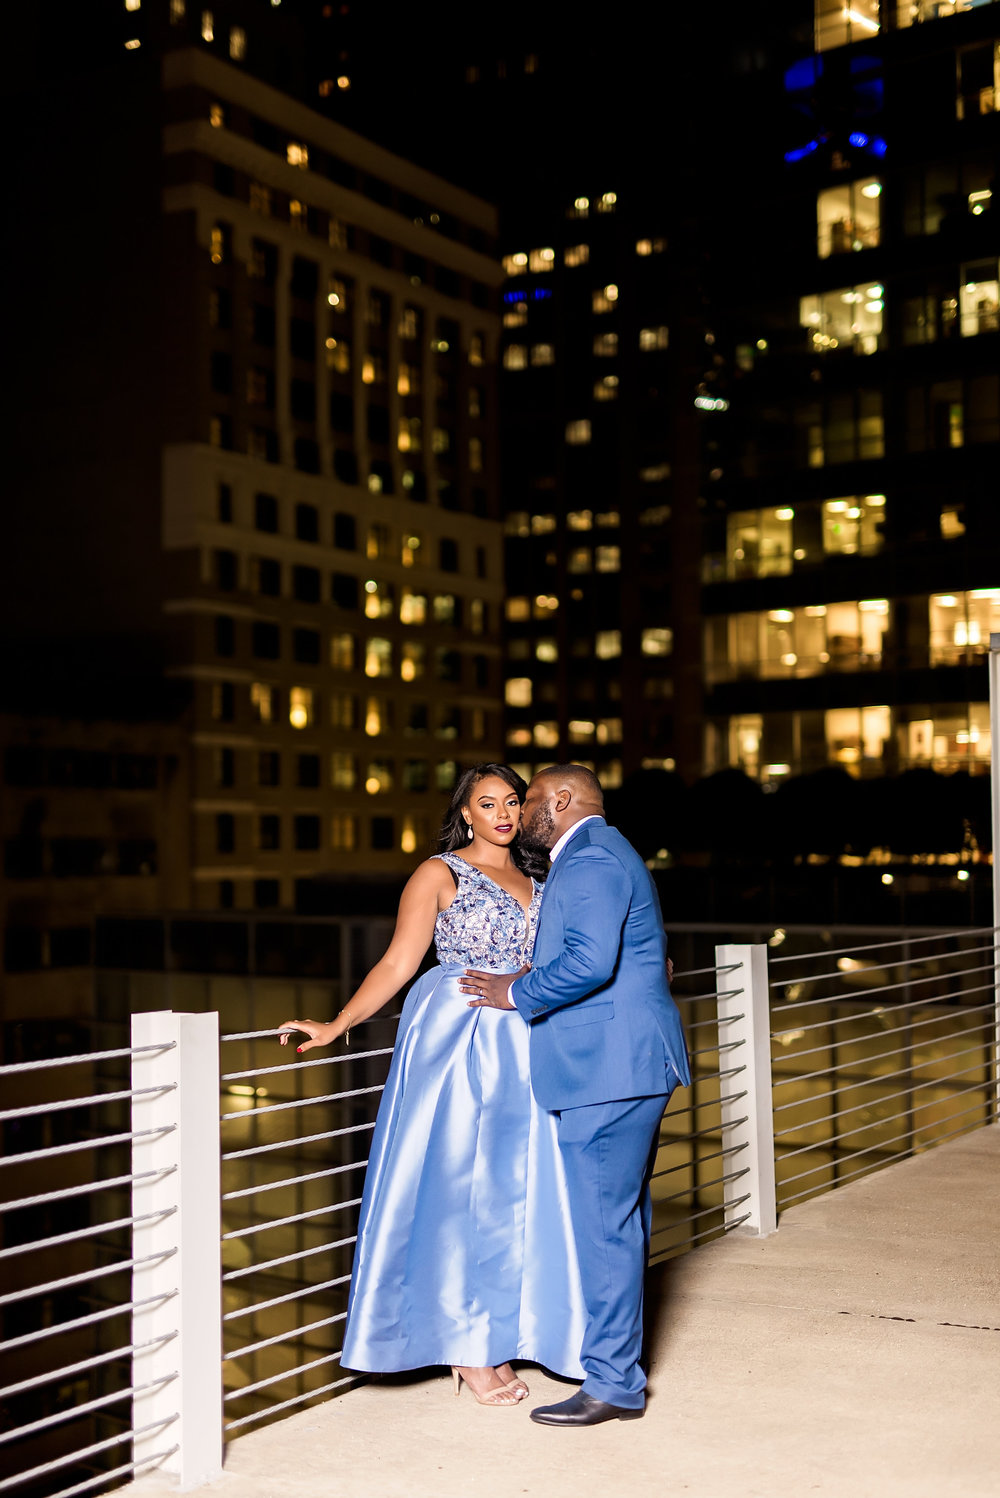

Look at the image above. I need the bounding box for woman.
[280,764,586,1406]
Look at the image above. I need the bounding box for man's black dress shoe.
[529,1391,644,1426]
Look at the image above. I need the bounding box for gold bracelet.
[340,1008,352,1045]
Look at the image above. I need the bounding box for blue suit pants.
[554,1088,672,1408]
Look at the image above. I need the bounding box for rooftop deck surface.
[129,1124,1000,1498]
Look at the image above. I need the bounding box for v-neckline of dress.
[445,854,536,922]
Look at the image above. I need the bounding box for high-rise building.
[701,0,1000,786]
[5,21,503,915]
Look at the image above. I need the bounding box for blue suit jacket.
[511,820,691,1111]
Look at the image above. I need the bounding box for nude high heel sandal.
[450,1367,522,1406]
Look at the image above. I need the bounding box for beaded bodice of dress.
[432,851,543,969]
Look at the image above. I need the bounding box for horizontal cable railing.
[0,1044,182,1498]
[768,926,999,1213]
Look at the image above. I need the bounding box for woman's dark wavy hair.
[437,762,548,880]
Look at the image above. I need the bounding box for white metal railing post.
[132,1011,223,1488]
[716,943,777,1235]
[990,632,1000,1115]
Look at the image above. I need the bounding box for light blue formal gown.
[340,852,586,1378]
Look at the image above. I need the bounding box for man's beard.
[521,801,557,855]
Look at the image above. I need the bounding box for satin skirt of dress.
[340,964,586,1377]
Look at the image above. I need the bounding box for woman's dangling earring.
[467,822,474,842]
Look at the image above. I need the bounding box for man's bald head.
[520,764,605,850]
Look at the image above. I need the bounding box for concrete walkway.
[130,1126,1000,1498]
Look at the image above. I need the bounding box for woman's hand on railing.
[278,1019,339,1053]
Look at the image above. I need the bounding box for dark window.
[473,488,488,518]
[217,482,233,522]
[211,414,233,448]
[252,621,281,659]
[437,316,460,348]
[258,750,281,786]
[213,681,235,721]
[250,238,278,284]
[297,753,320,788]
[4,926,44,972]
[291,256,319,299]
[290,318,316,360]
[403,759,429,792]
[369,234,393,266]
[437,481,457,511]
[367,405,390,444]
[216,813,235,853]
[255,558,281,595]
[255,493,279,532]
[475,545,487,579]
[252,303,276,347]
[50,926,92,967]
[219,879,235,909]
[118,839,158,876]
[114,754,158,789]
[293,627,321,665]
[406,468,427,503]
[434,266,459,298]
[436,705,461,738]
[295,503,319,542]
[404,251,426,282]
[258,814,281,851]
[251,426,280,463]
[254,878,280,908]
[3,747,45,786]
[210,288,232,328]
[363,174,393,207]
[291,380,316,422]
[294,815,321,851]
[215,615,235,656]
[330,392,354,433]
[214,162,235,196]
[294,437,320,473]
[405,702,428,735]
[215,747,235,787]
[369,460,394,494]
[4,836,45,877]
[333,512,357,550]
[333,449,358,485]
[470,280,488,309]
[371,815,395,850]
[439,537,459,572]
[215,549,237,590]
[293,565,321,603]
[251,115,279,151]
[331,572,359,610]
[435,648,461,683]
[474,654,489,689]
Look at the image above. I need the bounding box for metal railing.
[768,925,999,1210]
[0,1045,182,1498]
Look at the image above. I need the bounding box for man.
[461,764,690,1426]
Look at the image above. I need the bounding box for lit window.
[319,79,335,97]
[956,39,1000,120]
[531,514,557,534]
[565,419,591,445]
[639,326,669,351]
[969,189,992,217]
[400,815,423,855]
[397,363,421,395]
[400,590,427,625]
[941,506,966,539]
[567,510,592,530]
[800,286,884,354]
[249,183,272,216]
[529,247,556,272]
[329,632,356,671]
[400,533,422,567]
[635,236,666,255]
[507,726,533,747]
[399,305,420,339]
[365,639,392,678]
[568,548,591,574]
[596,510,620,528]
[337,75,350,90]
[596,718,622,744]
[530,344,555,365]
[229,26,246,60]
[506,677,533,707]
[287,142,309,168]
[823,495,885,556]
[365,760,393,795]
[362,354,385,385]
[641,628,673,656]
[594,332,618,357]
[569,197,590,219]
[503,301,528,327]
[592,285,619,313]
[597,192,618,213]
[330,752,357,790]
[595,630,621,659]
[289,687,313,729]
[170,0,185,20]
[469,334,485,366]
[327,276,347,310]
[364,697,390,736]
[959,260,1000,337]
[505,512,530,538]
[815,0,879,51]
[506,597,531,621]
[288,200,305,230]
[816,178,881,258]
[929,589,1000,665]
[124,38,141,50]
[639,467,671,487]
[565,244,589,267]
[469,437,483,472]
[594,376,619,401]
[329,692,356,730]
[502,252,529,276]
[209,102,225,127]
[432,594,457,624]
[533,722,560,748]
[432,427,451,454]
[504,345,528,370]
[201,10,214,42]
[209,224,228,264]
[398,416,422,452]
[325,337,349,373]
[595,545,620,572]
[400,642,426,682]
[331,814,357,850]
[250,682,274,722]
[533,594,559,619]
[725,506,795,578]
[568,720,595,744]
[536,639,558,662]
